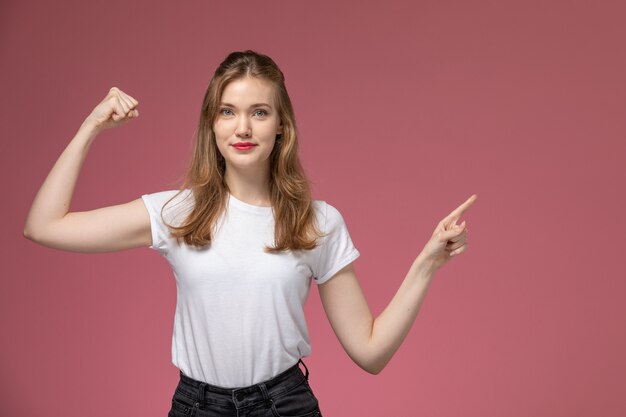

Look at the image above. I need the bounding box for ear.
[277,121,283,135]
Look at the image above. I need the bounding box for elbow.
[23,223,44,243]
[349,342,392,375]
[23,217,37,240]
[364,367,382,375]
[364,362,385,375]
[354,355,388,375]
[23,226,35,241]
[24,218,51,242]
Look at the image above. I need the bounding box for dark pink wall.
[3,0,625,416]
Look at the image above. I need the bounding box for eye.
[220,108,233,116]
[254,109,268,117]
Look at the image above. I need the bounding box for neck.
[224,164,272,207]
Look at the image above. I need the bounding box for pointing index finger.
[447,194,478,221]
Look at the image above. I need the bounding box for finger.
[114,92,131,114]
[443,216,461,231]
[446,194,478,222]
[111,96,129,116]
[447,194,477,220]
[120,95,135,112]
[447,227,467,245]
[126,93,139,107]
[446,237,466,250]
[445,220,465,236]
[450,242,468,257]
[109,97,127,121]
[448,220,467,237]
[447,219,468,233]
[448,230,467,243]
[119,91,137,110]
[438,225,465,243]
[115,87,138,107]
[107,86,119,97]
[109,89,130,114]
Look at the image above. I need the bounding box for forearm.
[321,200,474,374]
[24,121,100,238]
[366,257,437,373]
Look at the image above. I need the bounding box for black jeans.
[168,359,323,417]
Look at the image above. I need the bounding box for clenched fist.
[83,87,139,133]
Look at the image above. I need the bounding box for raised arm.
[318,195,477,374]
[23,87,152,253]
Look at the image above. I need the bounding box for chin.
[226,159,264,169]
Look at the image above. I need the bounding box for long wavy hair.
[161,50,325,253]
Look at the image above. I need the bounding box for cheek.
[213,123,232,149]
[212,121,223,136]
[211,127,227,152]
[264,139,277,155]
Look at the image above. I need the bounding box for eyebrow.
[220,102,272,109]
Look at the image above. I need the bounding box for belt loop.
[258,382,272,408]
[197,381,207,404]
[258,382,270,400]
[298,359,309,381]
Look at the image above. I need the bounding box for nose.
[235,117,251,138]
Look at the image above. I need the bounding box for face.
[213,76,283,175]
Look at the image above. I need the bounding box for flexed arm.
[23,87,151,253]
[318,195,477,374]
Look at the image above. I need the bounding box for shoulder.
[143,189,193,206]
[141,189,194,221]
[311,199,349,232]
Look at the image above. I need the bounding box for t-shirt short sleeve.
[314,202,360,285]
[140,189,192,255]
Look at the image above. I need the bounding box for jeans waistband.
[175,359,310,408]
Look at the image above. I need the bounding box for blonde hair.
[162,50,325,253]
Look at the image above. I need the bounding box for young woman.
[24,50,476,417]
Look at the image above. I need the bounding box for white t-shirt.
[140,189,360,388]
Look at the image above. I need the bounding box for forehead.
[221,77,276,106]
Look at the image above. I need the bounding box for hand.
[416,194,477,272]
[82,87,139,133]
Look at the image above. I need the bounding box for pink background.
[3,0,625,416]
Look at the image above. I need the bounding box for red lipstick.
[233,142,256,151]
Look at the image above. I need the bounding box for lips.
[233,142,257,151]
